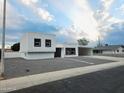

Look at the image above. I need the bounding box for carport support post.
[0,0,6,79]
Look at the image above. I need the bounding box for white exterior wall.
[5,52,21,58]
[115,47,124,54]
[22,52,54,60]
[102,50,115,54]
[89,49,93,55]
[20,32,56,52]
[20,33,29,52]
[61,48,65,58]
[20,32,56,60]
[56,43,78,58]
[102,47,124,54]
[5,52,54,59]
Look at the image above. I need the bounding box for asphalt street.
[4,56,114,79]
[9,66,124,93]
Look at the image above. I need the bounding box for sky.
[0,0,124,48]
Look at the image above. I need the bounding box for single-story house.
[5,32,92,59]
[93,45,124,54]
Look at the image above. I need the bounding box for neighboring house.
[93,45,124,54]
[5,32,92,59]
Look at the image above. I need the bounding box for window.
[117,50,119,52]
[122,50,124,52]
[66,48,76,55]
[45,39,51,47]
[34,38,41,47]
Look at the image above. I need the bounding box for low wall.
[5,52,21,58]
[5,52,55,60]
[23,52,55,60]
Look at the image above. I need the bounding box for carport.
[78,47,92,56]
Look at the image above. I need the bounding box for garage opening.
[78,47,92,56]
[54,48,61,57]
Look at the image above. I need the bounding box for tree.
[11,43,20,51]
[78,38,89,46]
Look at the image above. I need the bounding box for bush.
[11,43,20,51]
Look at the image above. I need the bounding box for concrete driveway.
[4,56,115,79]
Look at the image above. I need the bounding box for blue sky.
[0,0,124,48]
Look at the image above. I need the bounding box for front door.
[54,48,61,57]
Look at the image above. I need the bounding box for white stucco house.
[5,32,92,59]
[20,32,56,59]
[93,45,124,54]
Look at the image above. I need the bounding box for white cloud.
[55,25,88,43]
[93,0,118,39]
[50,0,100,42]
[21,0,54,22]
[22,0,38,6]
[120,4,124,11]
[37,8,54,22]
[95,0,114,23]
[118,4,124,14]
[71,0,99,41]
[94,0,124,45]
[101,0,114,11]
[51,0,124,46]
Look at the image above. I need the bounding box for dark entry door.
[54,48,61,57]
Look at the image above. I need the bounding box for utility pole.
[0,0,6,79]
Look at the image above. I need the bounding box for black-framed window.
[34,38,41,47]
[45,39,51,47]
[66,48,76,55]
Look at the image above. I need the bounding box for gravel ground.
[4,56,114,79]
